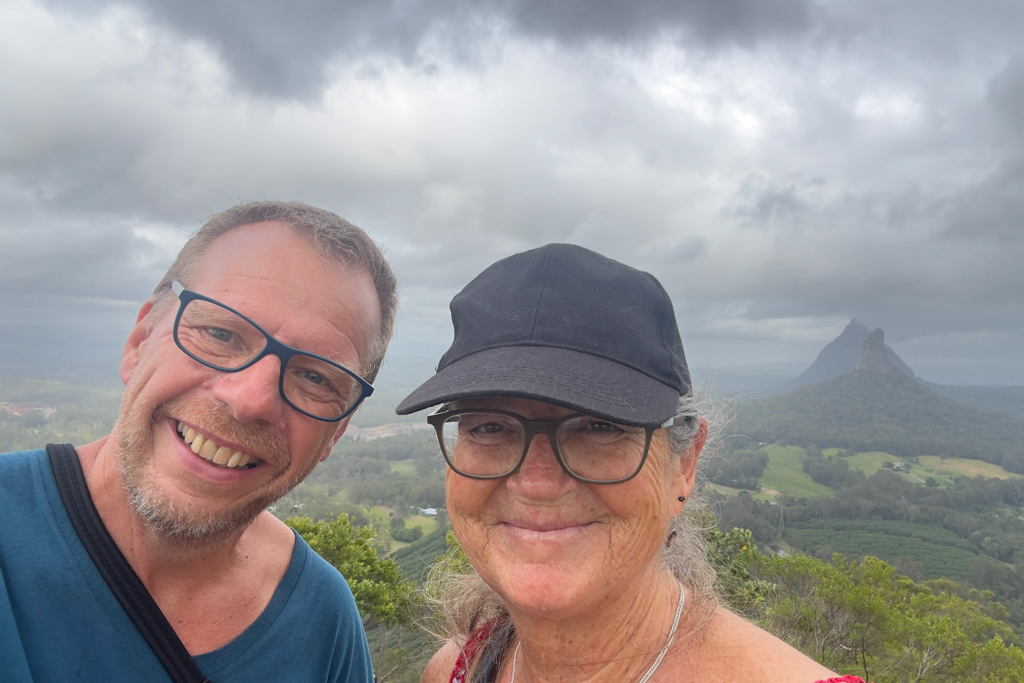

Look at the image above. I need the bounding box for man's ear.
[120,299,157,385]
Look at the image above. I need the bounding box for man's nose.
[209,354,286,424]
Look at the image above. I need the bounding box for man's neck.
[77,435,243,572]
[75,433,295,654]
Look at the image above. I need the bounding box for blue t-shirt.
[0,449,374,682]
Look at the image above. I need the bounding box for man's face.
[115,221,381,542]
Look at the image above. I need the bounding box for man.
[0,202,398,682]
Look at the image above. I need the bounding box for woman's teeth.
[177,421,259,470]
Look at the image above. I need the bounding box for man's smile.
[176,421,263,470]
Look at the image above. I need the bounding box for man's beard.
[115,395,322,546]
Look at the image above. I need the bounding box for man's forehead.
[184,222,381,366]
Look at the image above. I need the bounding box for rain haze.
[2,0,1023,394]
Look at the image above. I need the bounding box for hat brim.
[395,346,681,426]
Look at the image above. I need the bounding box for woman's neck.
[502,570,686,683]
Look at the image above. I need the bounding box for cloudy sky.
[1,0,1022,391]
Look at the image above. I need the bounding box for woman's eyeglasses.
[427,407,683,484]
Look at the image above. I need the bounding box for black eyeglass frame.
[169,281,374,422]
[426,406,684,484]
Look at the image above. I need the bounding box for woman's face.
[446,396,701,620]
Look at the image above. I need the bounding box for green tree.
[287,514,416,629]
[752,552,1024,682]
[704,525,773,618]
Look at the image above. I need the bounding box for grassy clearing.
[404,515,439,534]
[709,483,776,502]
[388,459,418,476]
[368,505,440,552]
[759,445,835,499]
[916,455,1023,480]
[825,449,1022,487]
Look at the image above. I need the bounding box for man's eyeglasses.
[169,281,373,422]
[427,407,685,484]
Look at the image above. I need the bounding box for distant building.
[420,508,438,516]
[892,462,907,472]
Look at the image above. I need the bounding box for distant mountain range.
[701,319,1024,423]
[734,326,1024,474]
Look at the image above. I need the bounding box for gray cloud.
[3,0,1024,388]
[45,0,813,99]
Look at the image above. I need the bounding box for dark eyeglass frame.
[426,406,684,484]
[169,281,374,422]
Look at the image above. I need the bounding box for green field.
[709,483,775,503]
[404,515,439,534]
[368,505,441,551]
[758,445,835,499]
[388,459,418,476]
[390,528,450,582]
[785,519,983,580]
[821,449,1022,487]
[916,455,1023,481]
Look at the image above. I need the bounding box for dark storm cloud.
[5,0,1024,386]
[49,0,812,98]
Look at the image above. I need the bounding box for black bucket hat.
[395,243,690,426]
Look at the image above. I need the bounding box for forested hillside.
[735,370,1024,473]
[717,448,1024,635]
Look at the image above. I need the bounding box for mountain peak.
[795,318,915,387]
[856,328,898,374]
[845,318,870,336]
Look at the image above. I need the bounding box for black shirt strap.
[46,443,211,683]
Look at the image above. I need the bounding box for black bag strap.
[46,443,212,683]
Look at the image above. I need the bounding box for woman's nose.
[507,432,576,497]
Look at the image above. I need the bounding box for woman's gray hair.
[426,390,724,672]
[663,392,721,617]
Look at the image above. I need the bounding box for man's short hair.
[153,201,398,382]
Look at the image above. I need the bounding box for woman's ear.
[120,299,157,385]
[673,416,707,513]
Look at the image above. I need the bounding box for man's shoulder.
[0,448,51,495]
[290,531,362,608]
[0,447,47,469]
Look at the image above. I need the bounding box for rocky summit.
[795,319,915,387]
[856,328,899,374]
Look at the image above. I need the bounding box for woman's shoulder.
[684,608,841,683]
[422,617,505,683]
[421,640,464,683]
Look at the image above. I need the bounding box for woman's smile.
[498,518,598,543]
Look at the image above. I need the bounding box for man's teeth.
[177,421,258,469]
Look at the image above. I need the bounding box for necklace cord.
[508,582,685,683]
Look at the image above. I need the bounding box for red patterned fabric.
[449,621,868,683]
[449,618,500,683]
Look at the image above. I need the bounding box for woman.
[397,244,864,683]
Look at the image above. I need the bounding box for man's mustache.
[154,397,289,468]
